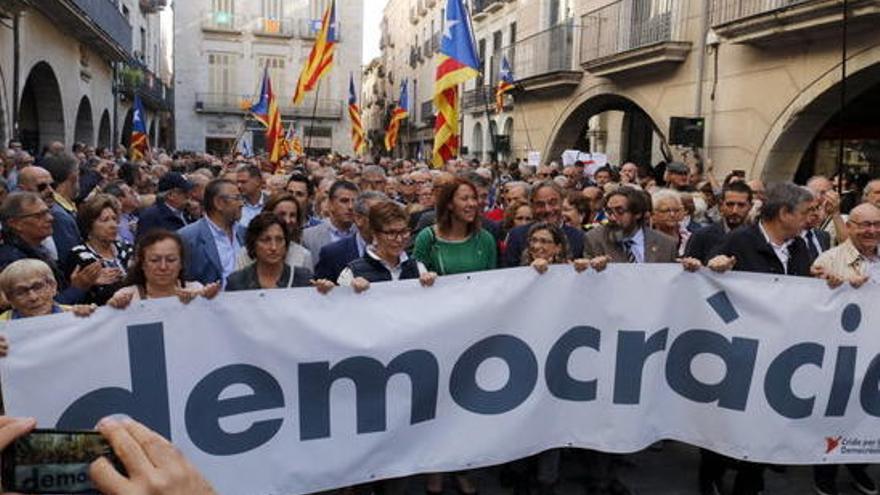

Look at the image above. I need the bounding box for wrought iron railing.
[195,93,344,119]
[509,21,577,80]
[71,0,132,53]
[710,0,813,24]
[580,0,687,63]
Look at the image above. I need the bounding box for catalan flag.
[385,80,409,152]
[349,74,366,155]
[254,70,284,167]
[129,95,149,161]
[293,0,337,105]
[495,55,515,114]
[432,0,480,168]
[250,66,272,127]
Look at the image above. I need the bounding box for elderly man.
[0,192,101,304]
[806,175,847,245]
[863,179,880,209]
[808,202,880,495]
[360,165,387,194]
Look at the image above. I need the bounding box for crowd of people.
[1,137,880,495]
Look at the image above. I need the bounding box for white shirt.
[759,221,793,274]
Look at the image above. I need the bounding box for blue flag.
[440,0,481,70]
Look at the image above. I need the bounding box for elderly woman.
[65,194,133,305]
[320,201,435,293]
[651,188,689,256]
[0,259,96,356]
[107,230,219,308]
[236,193,312,271]
[227,212,312,291]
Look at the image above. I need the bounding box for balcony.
[710,0,880,45]
[119,61,173,111]
[201,10,242,33]
[253,17,296,38]
[33,0,132,61]
[195,93,344,120]
[580,0,691,77]
[511,22,581,92]
[462,86,492,112]
[421,100,435,125]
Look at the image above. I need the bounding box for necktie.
[806,230,819,261]
[622,239,637,263]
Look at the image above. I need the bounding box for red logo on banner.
[825,436,842,454]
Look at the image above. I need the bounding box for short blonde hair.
[0,259,55,297]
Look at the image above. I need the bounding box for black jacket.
[225,263,313,291]
[685,223,728,265]
[347,255,421,283]
[711,223,811,276]
[137,199,187,239]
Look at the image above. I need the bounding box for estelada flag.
[130,95,149,161]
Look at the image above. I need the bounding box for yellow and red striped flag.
[432,0,480,168]
[293,1,337,105]
[384,80,409,152]
[349,74,366,155]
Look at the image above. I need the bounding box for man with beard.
[583,186,678,264]
[685,181,753,264]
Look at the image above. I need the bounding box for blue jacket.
[315,235,361,282]
[51,203,82,267]
[178,218,245,285]
[137,199,187,239]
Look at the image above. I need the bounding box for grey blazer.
[301,222,333,268]
[583,225,678,263]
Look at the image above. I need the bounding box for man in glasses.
[0,192,101,304]
[685,181,753,265]
[583,186,677,264]
[179,179,244,286]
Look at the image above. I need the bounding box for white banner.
[3,265,880,495]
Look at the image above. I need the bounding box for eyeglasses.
[379,229,410,240]
[8,278,53,299]
[16,208,52,220]
[605,207,630,216]
[655,208,683,215]
[36,183,53,192]
[850,220,880,229]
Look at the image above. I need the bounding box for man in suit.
[802,191,832,263]
[178,179,244,286]
[41,153,82,266]
[685,181,753,264]
[137,172,193,239]
[704,182,815,495]
[302,180,359,267]
[583,186,678,264]
[314,191,388,282]
[503,181,586,266]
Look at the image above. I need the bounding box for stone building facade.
[0,0,172,154]
[173,0,364,156]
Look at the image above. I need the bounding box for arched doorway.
[758,57,880,184]
[472,122,483,162]
[19,62,65,154]
[74,96,94,147]
[121,107,134,149]
[98,110,112,150]
[546,93,666,169]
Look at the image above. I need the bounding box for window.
[211,0,234,26]
[261,0,283,33]
[257,56,286,96]
[208,52,235,96]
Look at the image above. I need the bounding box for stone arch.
[74,96,94,147]
[544,83,667,168]
[756,44,880,183]
[19,61,65,154]
[98,110,112,149]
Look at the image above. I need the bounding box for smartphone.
[1,429,123,494]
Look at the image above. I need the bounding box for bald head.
[863,179,880,208]
[848,202,880,223]
[16,166,55,207]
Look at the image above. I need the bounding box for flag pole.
[480,83,498,164]
[306,78,323,157]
